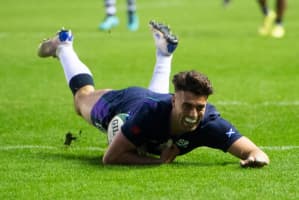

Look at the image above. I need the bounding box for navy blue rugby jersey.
[121,90,173,155]
[91,86,172,135]
[91,86,242,155]
[121,97,242,155]
[173,104,242,155]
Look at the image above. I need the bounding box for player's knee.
[73,88,94,117]
[74,103,82,116]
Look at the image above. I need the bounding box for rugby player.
[38,21,269,167]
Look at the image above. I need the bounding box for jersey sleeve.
[200,116,243,152]
[175,104,243,155]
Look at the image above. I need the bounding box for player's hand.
[240,156,269,168]
[160,145,179,164]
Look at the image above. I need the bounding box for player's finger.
[240,156,255,167]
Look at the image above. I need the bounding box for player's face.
[172,91,207,132]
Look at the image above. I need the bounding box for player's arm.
[227,136,270,168]
[200,108,269,168]
[102,130,178,165]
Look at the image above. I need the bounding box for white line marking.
[2,99,299,107]
[0,145,105,151]
[214,101,299,106]
[0,32,8,38]
[260,146,299,150]
[0,145,298,151]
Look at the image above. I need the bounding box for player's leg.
[148,21,178,94]
[257,0,275,35]
[257,0,268,15]
[275,0,286,24]
[99,0,119,30]
[38,29,110,124]
[271,0,286,38]
[127,0,139,31]
[257,0,276,36]
[223,0,230,7]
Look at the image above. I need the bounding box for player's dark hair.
[172,70,213,96]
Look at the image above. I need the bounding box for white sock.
[127,0,136,12]
[56,45,92,84]
[148,51,172,94]
[106,0,116,15]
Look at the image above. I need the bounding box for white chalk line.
[0,145,105,151]
[260,146,299,150]
[1,99,299,107]
[0,145,298,151]
[214,101,299,106]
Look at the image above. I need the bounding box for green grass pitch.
[1,0,299,199]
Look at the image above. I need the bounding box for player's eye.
[196,104,205,112]
[182,103,193,110]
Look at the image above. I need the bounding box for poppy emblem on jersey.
[175,139,189,148]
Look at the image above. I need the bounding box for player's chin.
[182,122,198,132]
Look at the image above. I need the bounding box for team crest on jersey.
[175,139,189,148]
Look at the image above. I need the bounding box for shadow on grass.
[37,151,103,166]
[37,151,160,170]
[171,160,236,167]
[37,151,237,170]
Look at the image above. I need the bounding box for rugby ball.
[107,113,129,144]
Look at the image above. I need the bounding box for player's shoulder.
[144,93,171,105]
[202,103,220,122]
[140,96,172,119]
